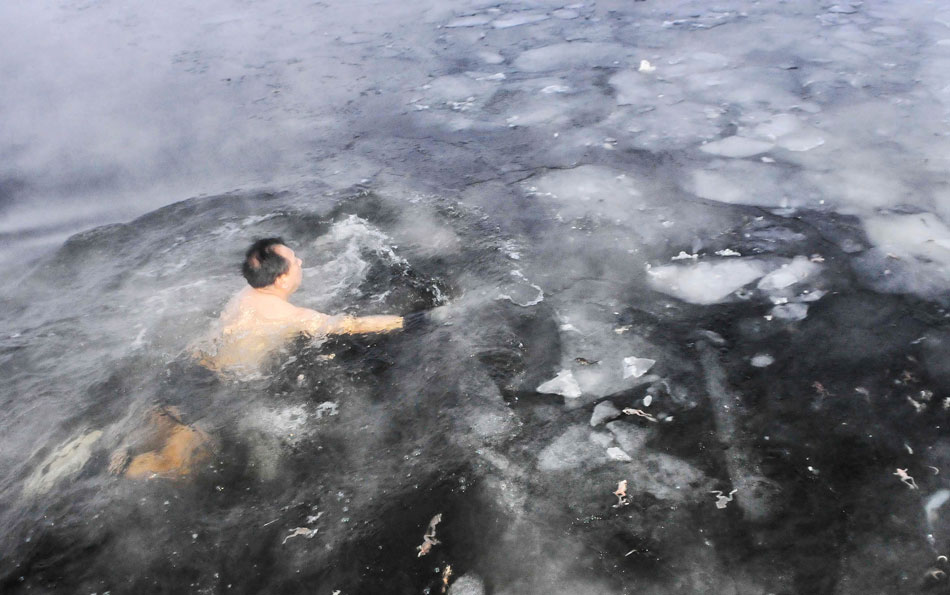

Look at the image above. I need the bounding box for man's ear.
[274,272,289,289]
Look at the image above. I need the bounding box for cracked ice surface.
[5,0,950,593]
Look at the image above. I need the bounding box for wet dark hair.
[242,237,290,288]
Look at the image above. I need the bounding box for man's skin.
[118,243,403,479]
[202,243,404,374]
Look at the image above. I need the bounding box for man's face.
[274,244,303,293]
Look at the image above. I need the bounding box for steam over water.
[5,0,950,593]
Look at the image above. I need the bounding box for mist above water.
[4,0,950,593]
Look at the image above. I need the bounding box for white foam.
[648,259,774,305]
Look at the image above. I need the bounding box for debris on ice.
[537,369,582,398]
[417,513,442,557]
[283,527,317,544]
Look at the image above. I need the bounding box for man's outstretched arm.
[299,308,403,336]
[329,314,403,334]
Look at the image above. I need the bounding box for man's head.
[242,238,303,293]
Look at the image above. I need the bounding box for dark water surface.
[4,0,950,594]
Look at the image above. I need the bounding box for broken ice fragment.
[711,489,738,509]
[770,303,808,321]
[776,131,825,152]
[642,395,653,407]
[623,357,655,379]
[757,256,819,291]
[590,400,621,426]
[715,248,741,257]
[750,354,774,368]
[700,136,774,158]
[606,447,632,462]
[537,370,582,398]
[638,59,656,73]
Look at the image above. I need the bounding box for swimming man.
[199,237,405,375]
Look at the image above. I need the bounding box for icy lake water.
[4,0,950,593]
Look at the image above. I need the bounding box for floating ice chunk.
[477,51,505,65]
[754,114,802,139]
[498,270,544,307]
[757,256,820,291]
[623,357,656,379]
[493,13,548,28]
[474,72,506,81]
[606,447,633,462]
[689,170,747,204]
[608,70,656,106]
[606,421,650,455]
[643,395,653,407]
[700,136,774,158]
[796,289,826,302]
[715,248,741,257]
[771,303,809,321]
[538,426,605,471]
[828,4,858,14]
[751,354,775,367]
[925,489,950,524]
[591,400,621,426]
[638,59,656,73]
[864,212,950,264]
[445,15,493,28]
[514,42,628,72]
[553,8,579,19]
[537,370,582,398]
[647,259,773,304]
[776,130,825,152]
